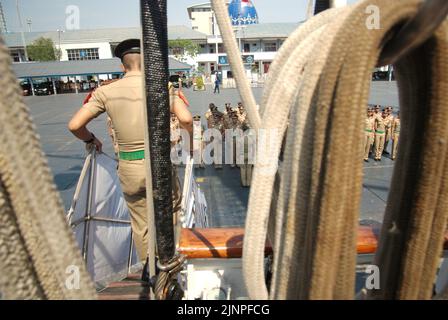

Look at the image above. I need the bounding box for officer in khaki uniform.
[391,112,401,160]
[374,110,388,161]
[364,108,375,162]
[68,39,192,271]
[223,103,235,130]
[236,102,247,125]
[192,115,205,168]
[383,107,394,155]
[373,105,382,120]
[205,103,224,168]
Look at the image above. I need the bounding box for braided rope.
[0,38,96,299]
[213,0,448,300]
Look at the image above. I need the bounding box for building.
[3,25,205,64]
[185,1,300,84]
[2,1,304,86]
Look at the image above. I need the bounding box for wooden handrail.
[178,226,448,260]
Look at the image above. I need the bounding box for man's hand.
[86,136,103,153]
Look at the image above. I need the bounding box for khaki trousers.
[384,129,392,153]
[374,133,385,160]
[392,133,400,159]
[363,132,374,160]
[118,159,181,263]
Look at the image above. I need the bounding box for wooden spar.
[178,227,448,259]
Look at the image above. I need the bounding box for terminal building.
[2,0,306,91]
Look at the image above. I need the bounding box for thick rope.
[211,0,261,130]
[0,38,96,299]
[213,0,448,300]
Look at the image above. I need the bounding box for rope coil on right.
[213,0,448,300]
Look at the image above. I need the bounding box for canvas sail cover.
[67,150,138,287]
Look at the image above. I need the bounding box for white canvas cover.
[67,150,138,287]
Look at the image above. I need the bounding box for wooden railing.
[178,226,448,259]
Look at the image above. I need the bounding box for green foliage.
[27,37,59,62]
[195,76,205,91]
[168,39,199,60]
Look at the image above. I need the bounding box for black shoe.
[141,258,149,282]
[364,159,369,163]
[383,151,390,155]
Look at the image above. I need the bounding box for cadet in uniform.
[205,103,224,168]
[373,105,382,120]
[68,39,193,273]
[223,103,235,130]
[391,112,400,160]
[374,110,388,161]
[383,107,394,155]
[364,108,375,162]
[192,115,205,168]
[236,102,248,126]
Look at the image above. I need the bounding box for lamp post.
[26,18,31,32]
[16,0,29,61]
[57,29,64,61]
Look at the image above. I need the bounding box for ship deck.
[25,82,401,296]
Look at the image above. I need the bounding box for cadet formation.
[364,105,400,163]
[204,102,252,186]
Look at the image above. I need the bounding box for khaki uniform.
[193,118,205,168]
[373,112,382,121]
[364,116,375,160]
[392,118,400,160]
[223,108,236,130]
[384,114,394,153]
[237,112,252,186]
[205,110,224,132]
[205,109,224,168]
[84,71,181,262]
[374,116,388,160]
[106,116,119,155]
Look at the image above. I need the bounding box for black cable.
[140,0,174,264]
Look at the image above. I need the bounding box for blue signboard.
[218,55,255,65]
[243,55,254,64]
[218,55,229,65]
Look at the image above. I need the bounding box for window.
[11,51,21,62]
[67,48,99,61]
[244,43,251,53]
[171,47,184,56]
[264,42,277,52]
[192,26,198,30]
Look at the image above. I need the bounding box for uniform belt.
[119,150,145,161]
[376,130,385,134]
[365,129,373,133]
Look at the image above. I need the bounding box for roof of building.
[187,1,230,19]
[235,22,302,39]
[3,25,207,47]
[11,57,191,79]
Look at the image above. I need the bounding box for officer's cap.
[115,39,141,60]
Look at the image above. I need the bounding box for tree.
[27,37,60,62]
[168,39,199,62]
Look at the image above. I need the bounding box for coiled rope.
[212,0,448,300]
[0,38,96,299]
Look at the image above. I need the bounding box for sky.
[2,0,312,33]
